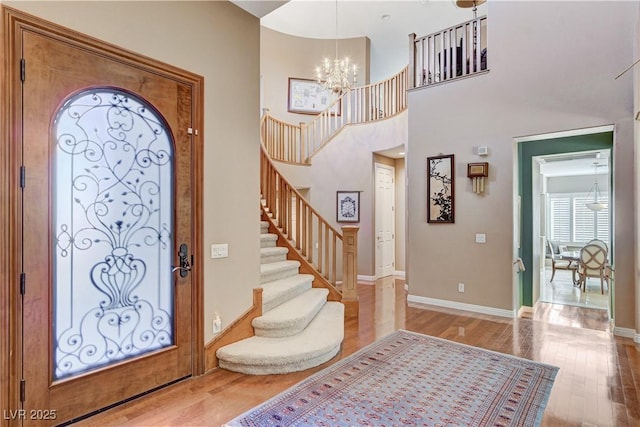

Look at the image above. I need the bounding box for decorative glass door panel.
[53,88,174,380]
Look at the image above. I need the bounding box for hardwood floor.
[73,277,640,427]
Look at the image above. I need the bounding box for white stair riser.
[260,265,299,284]
[253,289,329,338]
[260,246,288,264]
[260,235,277,248]
[261,253,288,264]
[261,275,314,313]
[218,344,340,376]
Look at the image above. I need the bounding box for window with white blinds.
[547,193,609,243]
[549,198,571,242]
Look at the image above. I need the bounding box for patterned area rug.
[224,330,558,427]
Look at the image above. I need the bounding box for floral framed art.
[287,77,341,115]
[336,191,360,223]
[427,154,455,223]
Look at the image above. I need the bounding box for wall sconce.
[467,162,489,194]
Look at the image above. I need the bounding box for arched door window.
[52,88,174,380]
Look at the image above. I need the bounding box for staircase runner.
[216,220,344,375]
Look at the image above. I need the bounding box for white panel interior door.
[375,163,395,278]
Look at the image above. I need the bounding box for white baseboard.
[613,326,636,340]
[357,275,376,284]
[408,294,515,318]
[357,272,405,283]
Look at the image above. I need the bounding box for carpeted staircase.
[216,220,344,375]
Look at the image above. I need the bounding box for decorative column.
[341,226,359,318]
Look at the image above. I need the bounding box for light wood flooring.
[73,277,640,427]
[540,266,610,312]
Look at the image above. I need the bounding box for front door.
[13,14,201,425]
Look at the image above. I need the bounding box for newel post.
[341,226,359,318]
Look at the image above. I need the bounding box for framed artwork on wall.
[287,77,341,115]
[427,154,455,223]
[336,191,360,223]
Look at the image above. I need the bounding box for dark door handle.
[172,243,192,278]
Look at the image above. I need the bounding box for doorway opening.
[516,127,613,332]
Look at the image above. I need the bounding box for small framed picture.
[336,191,360,223]
[427,154,455,223]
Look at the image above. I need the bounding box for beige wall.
[407,1,636,328]
[4,1,262,343]
[260,27,370,123]
[277,113,408,277]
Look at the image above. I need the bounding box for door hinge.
[20,379,25,402]
[187,128,199,136]
[20,166,26,188]
[20,58,25,82]
[20,273,25,295]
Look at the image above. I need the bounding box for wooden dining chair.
[577,243,609,294]
[546,240,575,282]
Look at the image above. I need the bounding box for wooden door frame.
[0,7,205,424]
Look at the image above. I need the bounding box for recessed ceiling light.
[398,151,405,156]
[381,14,391,21]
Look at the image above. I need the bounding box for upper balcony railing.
[409,15,488,89]
[262,66,409,165]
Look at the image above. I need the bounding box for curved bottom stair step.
[217,302,344,375]
[253,288,329,337]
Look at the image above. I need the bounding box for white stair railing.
[262,66,409,165]
[409,15,488,89]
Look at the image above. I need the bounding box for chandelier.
[585,161,607,212]
[456,0,486,19]
[316,0,357,94]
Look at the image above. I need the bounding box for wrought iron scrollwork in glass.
[53,88,174,380]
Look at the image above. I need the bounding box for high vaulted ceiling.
[232,0,486,55]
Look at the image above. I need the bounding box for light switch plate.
[211,243,228,259]
[475,233,486,243]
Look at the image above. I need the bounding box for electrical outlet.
[458,283,465,293]
[475,233,486,243]
[212,313,221,334]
